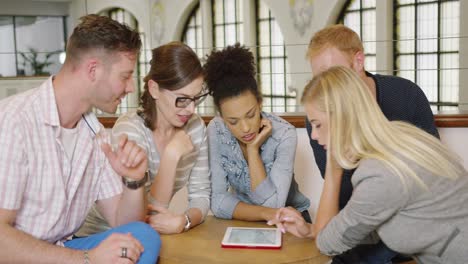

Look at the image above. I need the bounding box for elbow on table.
[211,206,232,220]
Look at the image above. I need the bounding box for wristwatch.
[183,213,192,232]
[122,171,149,190]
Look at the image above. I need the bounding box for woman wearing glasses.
[204,44,311,223]
[77,42,211,236]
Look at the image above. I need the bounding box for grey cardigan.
[317,158,468,264]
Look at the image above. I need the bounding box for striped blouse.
[76,111,211,236]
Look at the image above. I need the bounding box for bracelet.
[84,250,90,264]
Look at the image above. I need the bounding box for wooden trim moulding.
[98,112,468,129]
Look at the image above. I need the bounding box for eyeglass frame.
[162,84,209,108]
[174,91,209,108]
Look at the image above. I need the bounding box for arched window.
[182,3,204,58]
[337,0,377,73]
[181,0,291,113]
[394,0,459,110]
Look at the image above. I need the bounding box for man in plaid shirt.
[0,15,160,264]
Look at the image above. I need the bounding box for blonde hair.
[301,66,462,187]
[307,25,363,61]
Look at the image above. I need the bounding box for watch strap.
[122,171,149,190]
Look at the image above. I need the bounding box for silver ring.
[121,247,127,258]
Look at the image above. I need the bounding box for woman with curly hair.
[77,41,211,236]
[205,44,310,222]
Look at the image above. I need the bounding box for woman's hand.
[145,204,185,234]
[164,129,194,160]
[267,207,315,239]
[247,118,272,150]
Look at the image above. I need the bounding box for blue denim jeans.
[65,221,160,264]
[331,240,397,264]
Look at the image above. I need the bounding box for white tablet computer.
[221,227,282,249]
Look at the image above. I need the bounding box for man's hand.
[101,134,148,181]
[89,233,144,264]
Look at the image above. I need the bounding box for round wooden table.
[158,216,330,264]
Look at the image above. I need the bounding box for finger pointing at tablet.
[268,207,315,239]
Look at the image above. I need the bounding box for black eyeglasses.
[174,92,209,108]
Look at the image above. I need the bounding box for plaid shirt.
[0,77,122,245]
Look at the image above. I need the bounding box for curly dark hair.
[66,14,141,64]
[138,41,203,130]
[203,43,261,112]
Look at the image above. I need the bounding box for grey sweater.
[317,158,468,264]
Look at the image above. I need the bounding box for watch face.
[122,172,149,189]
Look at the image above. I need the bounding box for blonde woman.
[270,66,468,263]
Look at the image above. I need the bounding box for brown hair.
[66,14,141,64]
[306,25,363,61]
[138,41,203,130]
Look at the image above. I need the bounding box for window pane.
[272,98,285,113]
[0,16,16,77]
[440,1,459,51]
[259,21,270,43]
[417,54,438,102]
[258,1,269,18]
[213,0,243,48]
[348,0,360,10]
[214,0,224,24]
[440,53,459,103]
[225,24,237,45]
[396,6,415,54]
[343,12,361,35]
[215,26,225,47]
[286,98,296,112]
[365,55,376,73]
[362,10,376,54]
[237,0,243,22]
[362,0,376,9]
[416,3,437,53]
[396,55,415,82]
[15,16,64,76]
[225,0,236,23]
